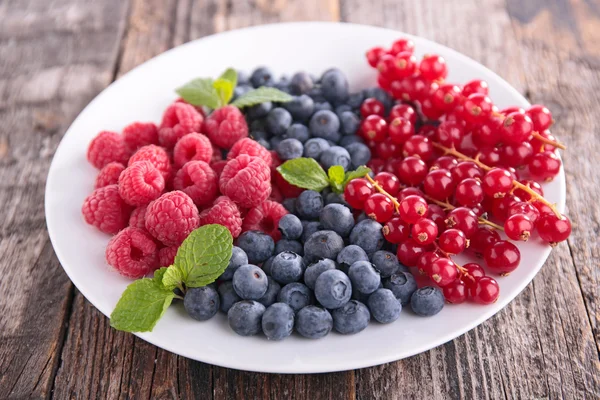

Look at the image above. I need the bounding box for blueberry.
[301,221,322,243]
[370,250,401,278]
[250,66,274,88]
[339,111,360,135]
[256,138,270,149]
[284,123,310,143]
[232,264,269,300]
[384,271,418,305]
[233,84,252,101]
[352,282,382,303]
[345,143,371,169]
[237,70,249,85]
[250,130,270,141]
[313,101,332,112]
[368,288,402,323]
[278,214,302,240]
[184,286,220,321]
[346,92,365,109]
[304,230,345,263]
[266,108,292,136]
[349,219,384,254]
[270,136,283,149]
[250,118,266,132]
[283,95,315,121]
[363,87,393,111]
[295,306,333,339]
[278,282,314,312]
[348,261,381,294]
[218,281,241,314]
[275,239,305,256]
[236,231,274,264]
[339,135,364,147]
[309,110,340,141]
[410,286,445,316]
[356,212,368,223]
[319,203,354,237]
[270,251,304,284]
[324,192,349,207]
[314,269,352,309]
[261,256,275,276]
[321,68,349,104]
[320,146,351,171]
[257,276,281,307]
[262,303,295,340]
[290,72,314,95]
[227,300,265,336]
[219,246,249,280]
[335,105,353,119]
[282,198,296,214]
[304,258,336,290]
[332,300,370,334]
[275,75,291,92]
[303,138,330,160]
[276,138,304,160]
[247,102,272,120]
[295,190,323,220]
[337,245,369,273]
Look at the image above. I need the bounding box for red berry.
[436,121,465,148]
[445,207,479,238]
[478,147,502,167]
[82,184,131,235]
[403,135,434,160]
[241,199,287,240]
[122,122,159,152]
[172,160,219,207]
[390,38,415,55]
[484,240,520,275]
[500,112,533,145]
[536,213,571,244]
[159,102,204,149]
[360,98,386,118]
[470,203,486,217]
[425,203,447,232]
[388,104,417,125]
[366,46,386,67]
[452,161,483,181]
[374,172,401,196]
[158,245,178,268]
[145,191,200,246]
[416,251,441,276]
[173,132,213,168]
[95,162,125,189]
[412,218,439,245]
[397,239,428,267]
[364,193,394,223]
[118,161,165,206]
[129,145,172,181]
[388,117,414,144]
[472,118,501,148]
[438,228,468,255]
[469,276,500,304]
[526,105,553,131]
[399,195,428,224]
[360,115,388,142]
[429,258,458,287]
[105,227,158,278]
[375,139,401,159]
[462,94,493,124]
[502,141,534,167]
[197,196,243,238]
[432,84,462,112]
[491,195,521,221]
[423,169,455,200]
[419,54,448,80]
[376,54,397,80]
[397,156,428,185]
[507,201,540,225]
[462,79,489,97]
[462,263,486,287]
[482,168,514,198]
[203,105,248,149]
[392,52,417,78]
[513,180,543,201]
[443,279,467,303]
[219,155,271,209]
[129,205,147,230]
[469,227,501,255]
[455,178,484,207]
[344,178,375,209]
[227,137,272,165]
[432,156,458,171]
[87,131,130,169]
[383,217,410,244]
[529,130,558,153]
[528,151,561,181]
[504,214,534,241]
[398,187,425,201]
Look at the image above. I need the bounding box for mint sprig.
[110,224,233,333]
[276,157,371,194]
[176,68,291,110]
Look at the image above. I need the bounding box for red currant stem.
[431,142,563,218]
[530,131,567,150]
[422,195,505,231]
[365,174,401,213]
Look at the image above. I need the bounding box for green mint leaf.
[219,68,238,89]
[276,158,329,192]
[153,267,169,286]
[162,265,183,291]
[328,165,346,193]
[232,87,293,108]
[343,166,371,187]
[173,224,233,288]
[175,78,221,109]
[110,278,175,332]
[213,78,234,107]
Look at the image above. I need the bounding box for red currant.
[383,217,410,244]
[396,156,428,186]
[364,193,394,223]
[528,151,561,181]
[462,263,486,285]
[470,203,486,217]
[504,214,534,241]
[402,135,433,160]
[484,240,520,275]
[462,79,489,97]
[438,228,468,255]
[419,97,444,121]
[491,195,521,221]
[423,169,455,200]
[412,218,439,245]
[399,195,428,224]
[536,213,572,244]
[513,180,543,201]
[529,130,557,153]
[419,54,448,80]
[482,168,513,198]
[526,105,553,131]
[367,47,386,68]
[417,124,437,138]
[443,279,467,303]
[502,141,534,167]
[360,115,388,142]
[367,158,386,174]
[384,158,403,175]
[432,84,462,112]
[375,139,401,159]
[425,203,446,232]
[416,251,441,276]
[360,98,386,118]
[377,74,391,91]
[507,201,540,225]
[462,94,493,124]
[429,258,459,287]
[452,161,483,181]
[392,51,417,78]
[469,227,501,256]
[501,112,534,144]
[376,54,396,80]
[469,276,500,304]
[388,104,417,125]
[436,121,465,148]
[390,38,415,55]
[398,187,424,201]
[344,178,375,209]
[500,106,525,115]
[374,172,401,196]
[472,118,501,148]
[454,178,484,208]
[432,156,458,171]
[478,147,502,167]
[445,207,479,238]
[388,117,414,145]
[397,238,428,267]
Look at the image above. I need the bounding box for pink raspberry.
[129,145,171,181]
[173,132,213,168]
[199,196,242,238]
[87,131,129,169]
[105,227,158,278]
[129,205,147,229]
[118,161,165,206]
[176,98,206,118]
[211,160,227,177]
[219,155,271,209]
[158,246,179,267]
[82,184,131,235]
[172,160,218,207]
[203,105,248,149]
[159,102,204,149]
[227,138,272,165]
[242,200,288,241]
[211,147,223,163]
[123,122,159,152]
[95,162,125,189]
[145,191,200,246]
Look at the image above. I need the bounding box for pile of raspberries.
[82,101,300,279]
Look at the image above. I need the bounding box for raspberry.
[175,98,206,117]
[87,131,129,169]
[122,122,159,152]
[173,132,213,168]
[211,147,223,163]
[203,105,248,149]
[227,138,272,165]
[129,205,147,229]
[273,170,304,198]
[82,184,131,234]
[198,196,243,238]
[145,191,200,246]
[95,162,125,189]
[172,160,218,207]
[105,227,158,278]
[158,102,204,149]
[211,160,227,177]
[242,200,288,241]
[158,246,178,267]
[129,145,171,181]
[219,155,271,209]
[118,161,165,206]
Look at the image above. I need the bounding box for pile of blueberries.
[232,67,388,170]
[183,189,445,340]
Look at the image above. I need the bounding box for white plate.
[45,22,565,373]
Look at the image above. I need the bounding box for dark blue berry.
[295,306,333,339]
[257,276,281,307]
[218,281,241,314]
[275,75,291,92]
[250,130,270,141]
[184,286,220,321]
[276,138,304,160]
[321,68,349,104]
[368,288,402,323]
[332,300,370,334]
[313,101,332,112]
[339,111,360,135]
[314,269,352,309]
[246,102,273,120]
[337,245,369,273]
[283,95,314,121]
[232,264,269,300]
[295,190,323,220]
[324,192,349,207]
[262,303,295,340]
[256,138,270,149]
[301,221,322,244]
[303,138,330,160]
[384,271,418,305]
[227,300,265,336]
[348,261,381,294]
[233,84,252,101]
[304,258,336,290]
[319,203,354,237]
[261,256,275,276]
[270,136,283,149]
[289,72,314,95]
[345,143,371,169]
[349,219,384,254]
[220,246,248,280]
[236,231,274,264]
[250,66,274,88]
[320,146,351,171]
[346,92,365,109]
[266,108,292,136]
[270,251,304,284]
[278,214,303,240]
[282,198,296,214]
[335,105,353,119]
[250,118,266,132]
[370,250,401,278]
[309,110,340,141]
[278,282,314,312]
[410,286,445,316]
[285,123,310,143]
[339,135,364,147]
[304,230,345,263]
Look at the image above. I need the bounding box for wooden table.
[1,0,599,398]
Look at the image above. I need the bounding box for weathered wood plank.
[0,1,129,398]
